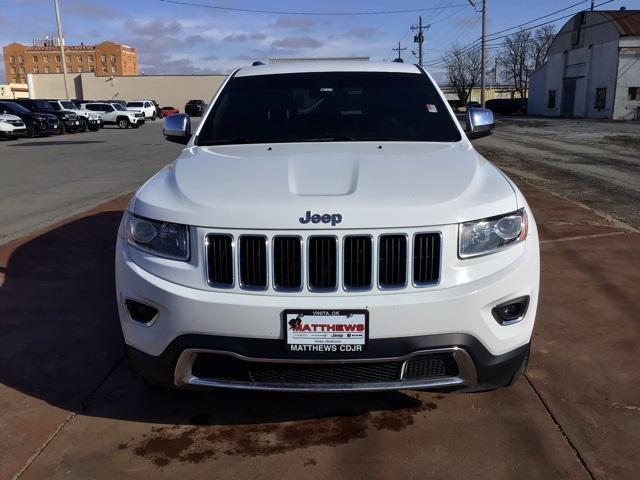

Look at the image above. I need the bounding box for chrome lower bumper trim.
[173,347,478,392]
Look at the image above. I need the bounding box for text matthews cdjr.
[116,61,540,392]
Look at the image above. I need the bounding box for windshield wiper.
[298,135,356,142]
[199,137,251,146]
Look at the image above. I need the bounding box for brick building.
[3,40,138,83]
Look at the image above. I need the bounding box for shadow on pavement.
[0,211,424,426]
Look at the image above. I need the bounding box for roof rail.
[392,58,404,63]
[252,61,265,66]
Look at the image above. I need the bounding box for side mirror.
[466,107,495,140]
[163,113,191,145]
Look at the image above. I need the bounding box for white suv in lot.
[0,113,27,139]
[126,100,157,121]
[47,100,102,132]
[116,62,539,392]
[82,102,145,129]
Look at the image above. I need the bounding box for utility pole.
[392,42,407,61]
[411,16,430,66]
[53,0,69,99]
[468,0,487,107]
[590,0,595,11]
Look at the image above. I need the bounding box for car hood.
[0,113,22,121]
[133,142,518,229]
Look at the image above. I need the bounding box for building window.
[548,90,556,108]
[45,66,50,73]
[9,55,15,63]
[56,66,61,73]
[111,54,116,62]
[32,55,38,62]
[44,55,49,63]
[78,66,83,73]
[595,88,607,110]
[111,65,117,73]
[65,54,71,62]
[101,54,106,62]
[56,55,61,62]
[88,54,94,62]
[10,66,16,74]
[629,87,639,101]
[67,66,72,73]
[18,55,24,63]
[89,66,95,72]
[102,66,107,73]
[78,55,83,62]
[33,66,39,73]
[19,66,25,73]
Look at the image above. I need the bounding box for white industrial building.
[528,9,640,120]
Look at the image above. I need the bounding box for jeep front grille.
[205,231,440,293]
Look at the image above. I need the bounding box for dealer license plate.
[283,310,368,353]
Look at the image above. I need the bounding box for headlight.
[126,213,190,261]
[458,209,528,258]
[0,119,7,125]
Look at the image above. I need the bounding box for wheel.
[508,348,530,387]
[117,118,130,129]
[24,124,35,138]
[131,123,140,129]
[151,113,157,121]
[79,118,88,133]
[88,124,100,132]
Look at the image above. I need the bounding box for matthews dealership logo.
[299,211,343,226]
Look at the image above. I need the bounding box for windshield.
[33,100,55,111]
[127,102,143,107]
[198,72,461,145]
[48,102,62,111]
[60,101,77,109]
[0,102,31,114]
[113,104,126,111]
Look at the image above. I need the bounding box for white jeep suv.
[116,62,539,392]
[126,100,157,121]
[82,102,145,129]
[0,113,27,139]
[47,100,102,131]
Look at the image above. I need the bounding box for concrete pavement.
[1,176,638,479]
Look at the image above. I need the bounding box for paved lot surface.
[474,117,640,229]
[0,121,181,245]
[1,119,639,479]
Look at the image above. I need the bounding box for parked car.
[485,98,527,115]
[0,101,60,137]
[11,98,81,134]
[81,102,145,129]
[160,106,179,117]
[0,112,27,139]
[126,100,158,121]
[117,62,539,393]
[46,99,102,132]
[184,99,206,117]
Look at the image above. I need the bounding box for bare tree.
[498,26,556,98]
[532,25,556,69]
[444,44,482,106]
[498,30,533,99]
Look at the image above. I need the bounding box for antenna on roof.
[392,58,404,63]
[252,61,265,66]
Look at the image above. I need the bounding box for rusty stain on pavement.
[131,397,439,467]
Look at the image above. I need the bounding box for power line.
[157,0,470,16]
[424,0,619,68]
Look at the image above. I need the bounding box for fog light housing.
[492,296,530,325]
[125,299,159,325]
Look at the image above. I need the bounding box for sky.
[0,0,633,83]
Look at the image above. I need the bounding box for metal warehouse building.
[528,8,640,120]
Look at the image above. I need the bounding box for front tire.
[151,113,157,121]
[24,124,35,138]
[117,118,130,129]
[79,118,88,133]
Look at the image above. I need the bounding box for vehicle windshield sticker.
[426,104,438,113]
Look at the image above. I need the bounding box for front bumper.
[0,127,26,137]
[116,225,539,391]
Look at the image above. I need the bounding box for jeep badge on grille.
[299,211,343,226]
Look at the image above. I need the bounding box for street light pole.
[53,0,70,99]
